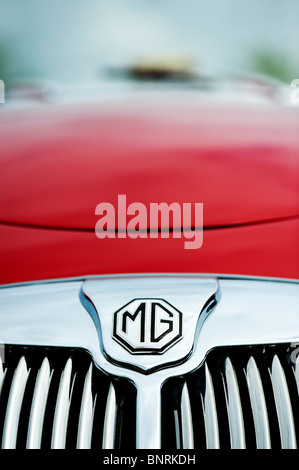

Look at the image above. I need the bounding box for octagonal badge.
[113,298,183,354]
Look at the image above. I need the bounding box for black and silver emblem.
[80,276,219,373]
[113,299,182,354]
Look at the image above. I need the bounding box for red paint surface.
[0,218,299,284]
[0,95,299,284]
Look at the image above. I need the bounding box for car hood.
[0,96,299,230]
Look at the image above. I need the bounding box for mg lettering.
[113,299,182,354]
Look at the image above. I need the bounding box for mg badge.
[113,299,182,354]
[80,276,219,374]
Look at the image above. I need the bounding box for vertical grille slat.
[270,355,297,449]
[223,357,246,449]
[0,346,136,450]
[173,408,180,449]
[245,356,271,449]
[76,364,95,449]
[293,359,299,395]
[202,363,220,449]
[1,343,299,450]
[162,345,299,450]
[102,382,117,450]
[51,358,73,449]
[180,382,194,449]
[0,355,5,397]
[1,357,29,449]
[26,358,52,449]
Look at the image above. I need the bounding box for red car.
[0,81,298,450]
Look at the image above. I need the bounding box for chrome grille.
[0,346,136,449]
[0,276,299,449]
[1,344,298,449]
[161,344,299,449]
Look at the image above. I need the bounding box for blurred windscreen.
[0,0,298,88]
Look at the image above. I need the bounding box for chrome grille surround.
[0,274,298,449]
[161,343,299,449]
[0,345,136,449]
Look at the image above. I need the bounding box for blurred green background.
[0,0,298,87]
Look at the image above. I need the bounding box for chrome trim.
[80,277,219,374]
[246,356,271,449]
[27,358,52,449]
[203,363,220,449]
[270,355,296,449]
[180,382,194,449]
[0,355,5,398]
[223,357,246,449]
[0,277,298,369]
[1,273,298,290]
[174,409,180,449]
[294,360,299,395]
[1,357,29,449]
[102,382,117,450]
[51,358,73,449]
[0,274,298,449]
[136,378,162,449]
[77,364,95,449]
